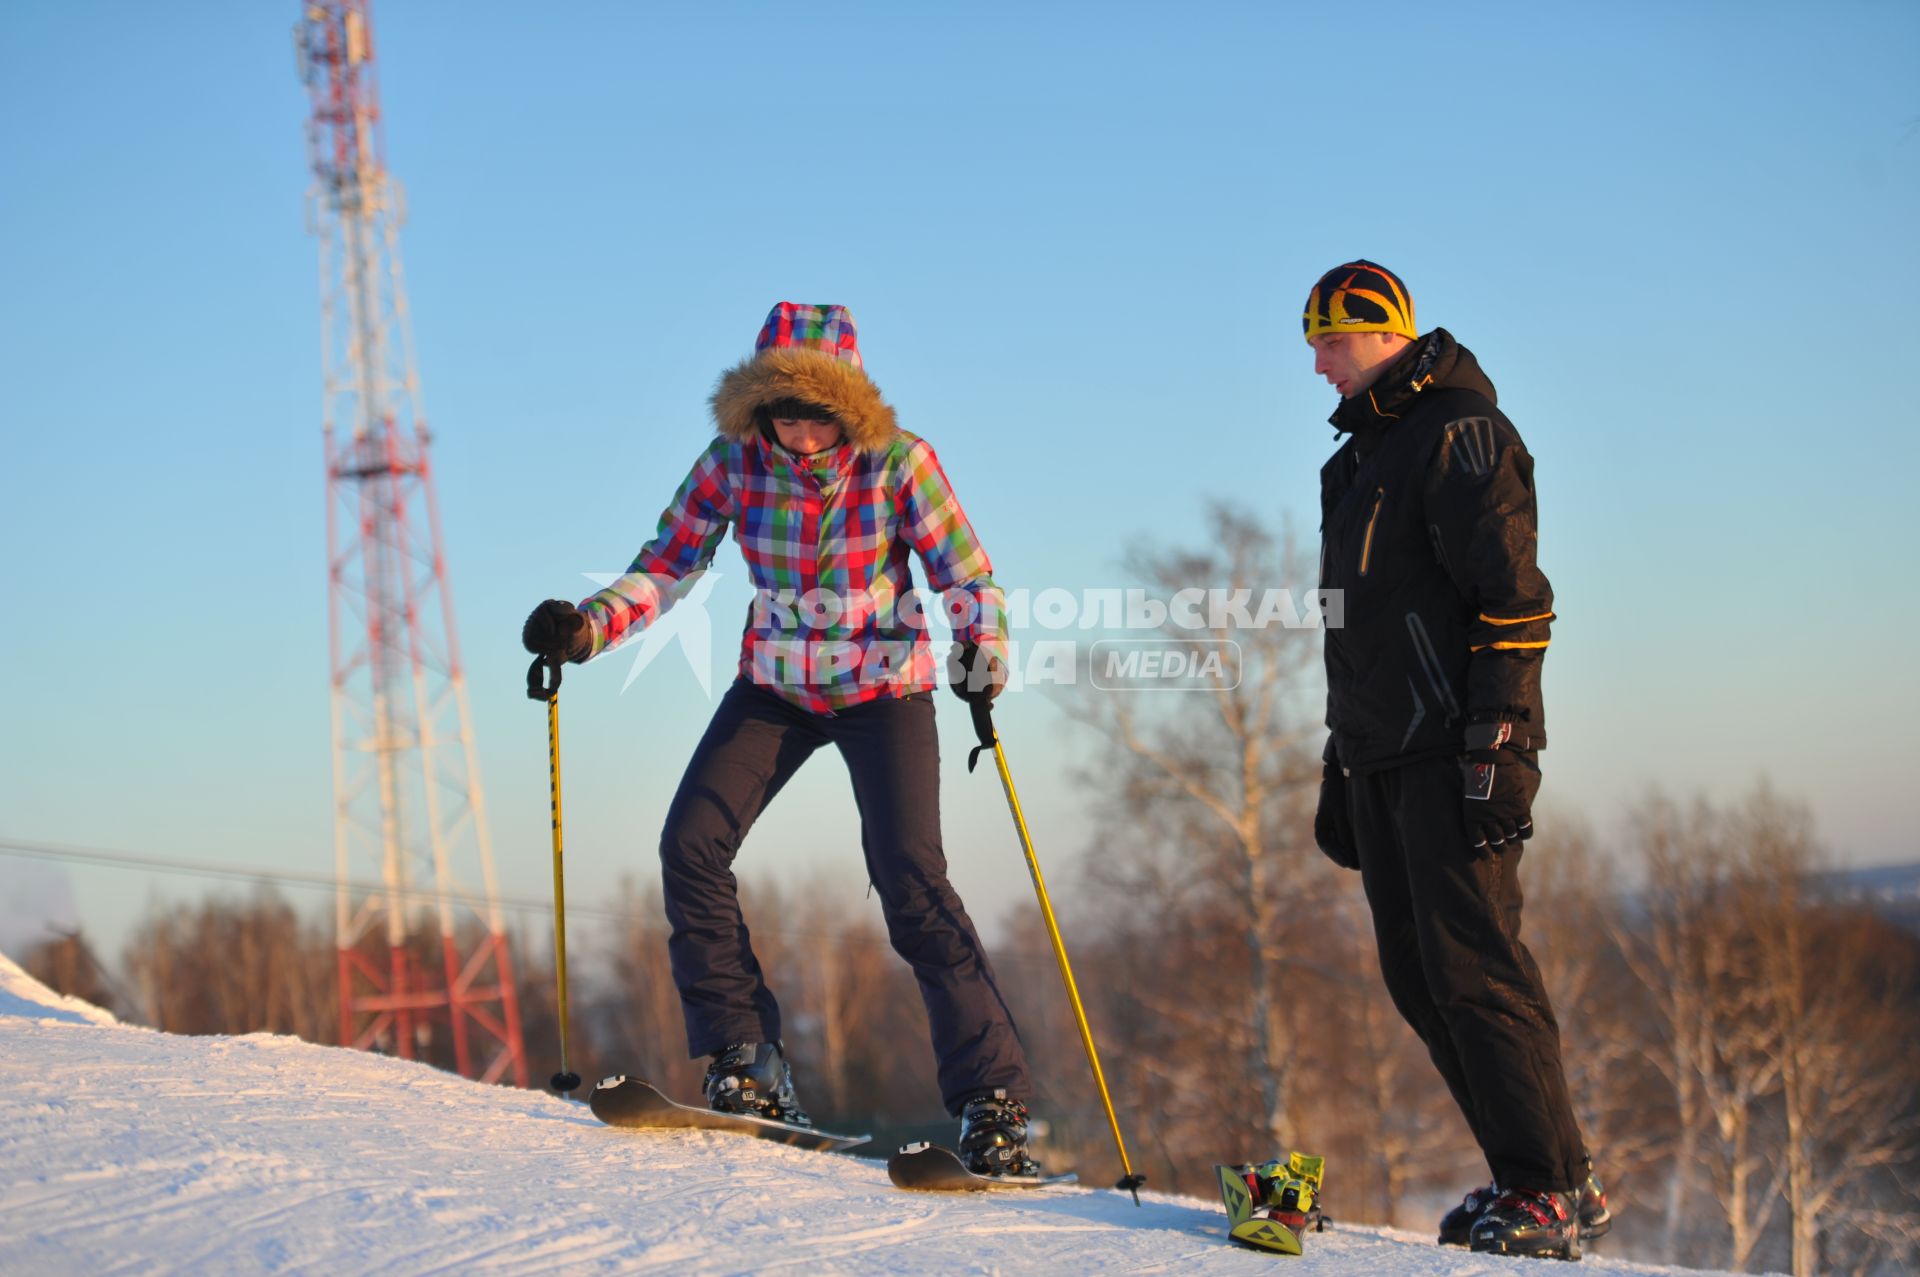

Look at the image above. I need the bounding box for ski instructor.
[1304,262,1609,1259]
[520,302,1041,1178]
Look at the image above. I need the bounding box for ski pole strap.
[966,698,996,773]
[527,655,562,701]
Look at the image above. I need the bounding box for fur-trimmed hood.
[709,346,899,454]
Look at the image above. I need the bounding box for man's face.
[771,415,843,455]
[1310,331,1408,399]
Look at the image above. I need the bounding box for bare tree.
[1037,503,1488,1219]
[591,879,704,1104]
[583,873,950,1132]
[1610,786,1920,1273]
[1523,814,1672,1217]
[1730,791,1920,1277]
[1605,791,1766,1259]
[1068,504,1328,1153]
[1316,885,1469,1225]
[21,928,122,1016]
[122,888,336,1042]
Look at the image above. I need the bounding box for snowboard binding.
[1215,1152,1327,1255]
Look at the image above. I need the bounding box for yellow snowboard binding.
[1215,1152,1327,1255]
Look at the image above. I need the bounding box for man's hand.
[1461,719,1540,852]
[947,641,1007,705]
[1314,761,1359,870]
[522,599,591,664]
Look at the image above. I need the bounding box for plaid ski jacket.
[578,430,1007,715]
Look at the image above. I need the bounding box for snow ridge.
[0,950,118,1027]
[0,949,1739,1275]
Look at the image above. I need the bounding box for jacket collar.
[1327,329,1455,438]
[757,433,855,487]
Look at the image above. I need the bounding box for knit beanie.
[1301,260,1417,343]
[762,397,839,424]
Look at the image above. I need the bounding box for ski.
[887,1142,1077,1192]
[588,1075,869,1154]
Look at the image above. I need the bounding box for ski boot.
[957,1089,1040,1177]
[1441,1156,1611,1247]
[1469,1186,1580,1261]
[1215,1152,1326,1255]
[703,1042,811,1128]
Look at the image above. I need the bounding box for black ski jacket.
[1317,328,1553,774]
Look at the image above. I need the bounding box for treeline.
[1021,508,1920,1276]
[19,510,1919,1276]
[27,785,1915,1276]
[1041,786,1920,1277]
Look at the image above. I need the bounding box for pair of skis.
[588,1075,1075,1193]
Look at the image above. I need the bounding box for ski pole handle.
[966,698,997,773]
[527,655,563,701]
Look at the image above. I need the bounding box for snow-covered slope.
[0,951,1739,1276]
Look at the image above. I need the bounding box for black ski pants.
[658,678,1032,1114]
[1349,755,1585,1193]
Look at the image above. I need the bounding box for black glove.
[1461,719,1541,852]
[522,599,591,664]
[1314,761,1359,870]
[947,641,1006,705]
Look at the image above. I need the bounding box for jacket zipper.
[1358,488,1384,577]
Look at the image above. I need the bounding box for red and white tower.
[295,1,526,1085]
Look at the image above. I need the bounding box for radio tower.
[295,1,527,1086]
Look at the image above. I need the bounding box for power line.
[0,836,649,929]
[0,836,1052,960]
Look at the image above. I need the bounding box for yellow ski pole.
[967,698,1145,1205]
[528,656,582,1097]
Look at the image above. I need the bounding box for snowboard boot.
[703,1042,811,1128]
[1250,1153,1327,1234]
[1469,1187,1581,1261]
[1441,1157,1611,1247]
[1438,1182,1499,1246]
[957,1089,1040,1178]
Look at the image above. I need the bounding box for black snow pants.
[1349,754,1586,1193]
[659,678,1032,1114]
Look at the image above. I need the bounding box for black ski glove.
[947,640,1007,705]
[1314,760,1359,871]
[1461,719,1541,853]
[522,599,591,664]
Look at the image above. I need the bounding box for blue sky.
[2,1,1917,958]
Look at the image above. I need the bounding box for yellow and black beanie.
[1301,260,1417,343]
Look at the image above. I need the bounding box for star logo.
[578,568,723,699]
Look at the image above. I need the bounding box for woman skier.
[522,302,1039,1176]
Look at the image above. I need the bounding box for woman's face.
[771,415,844,455]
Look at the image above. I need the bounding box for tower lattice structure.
[295,0,526,1086]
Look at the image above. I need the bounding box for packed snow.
[0,951,1752,1275]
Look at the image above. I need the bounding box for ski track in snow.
[0,953,1759,1276]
